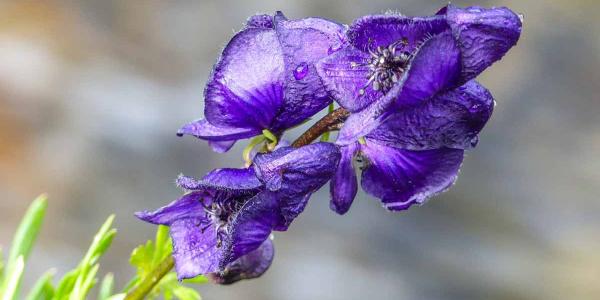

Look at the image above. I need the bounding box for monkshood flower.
[316,4,522,144]
[136,143,340,280]
[323,5,521,214]
[330,81,493,213]
[177,12,346,153]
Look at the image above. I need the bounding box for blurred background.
[0,0,598,299]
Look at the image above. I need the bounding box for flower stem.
[124,256,174,300]
[292,107,349,148]
[125,106,349,300]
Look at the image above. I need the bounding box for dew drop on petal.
[293,62,309,80]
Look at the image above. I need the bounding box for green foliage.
[0,195,206,300]
[0,194,47,300]
[127,225,205,300]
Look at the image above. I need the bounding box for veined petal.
[177,119,260,141]
[204,27,285,130]
[135,192,209,225]
[209,239,274,284]
[361,141,464,211]
[253,143,340,196]
[272,16,345,130]
[347,14,449,52]
[368,80,494,150]
[330,143,359,215]
[208,140,236,153]
[336,31,461,145]
[170,218,222,279]
[177,167,262,192]
[394,30,461,107]
[253,143,340,224]
[444,5,522,83]
[316,47,379,112]
[221,191,283,268]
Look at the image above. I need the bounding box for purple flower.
[136,143,340,280]
[316,5,521,144]
[177,12,346,153]
[330,80,495,214]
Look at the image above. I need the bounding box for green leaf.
[1,195,47,298]
[53,269,78,299]
[25,270,55,300]
[0,247,4,284]
[6,195,47,264]
[171,285,201,300]
[1,256,24,300]
[183,276,208,284]
[98,273,114,300]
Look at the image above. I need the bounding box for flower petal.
[347,14,449,52]
[204,27,285,130]
[361,142,464,211]
[177,168,262,192]
[221,191,283,267]
[135,192,208,225]
[316,47,380,112]
[177,119,260,141]
[170,218,222,279]
[209,239,274,284]
[253,143,340,196]
[336,31,461,145]
[444,5,522,83]
[253,143,340,224]
[271,16,345,130]
[368,80,494,150]
[208,140,236,153]
[330,143,359,215]
[246,14,276,29]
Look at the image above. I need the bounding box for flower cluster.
[138,5,521,283]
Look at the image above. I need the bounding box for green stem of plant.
[124,256,174,300]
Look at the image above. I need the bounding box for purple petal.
[253,143,340,196]
[368,80,494,150]
[445,5,522,83]
[360,141,464,211]
[394,30,461,107]
[170,219,222,279]
[347,14,448,52]
[135,192,208,225]
[208,140,236,153]
[204,27,284,130]
[177,168,262,192]
[253,143,340,224]
[329,143,359,215]
[316,47,380,112]
[221,191,283,267]
[271,16,345,130]
[246,14,275,29]
[209,239,274,285]
[177,119,260,141]
[336,31,461,145]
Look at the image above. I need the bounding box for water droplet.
[470,136,479,147]
[328,44,342,55]
[469,103,480,113]
[293,62,308,80]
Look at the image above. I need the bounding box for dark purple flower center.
[199,193,245,248]
[352,38,412,95]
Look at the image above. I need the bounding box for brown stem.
[291,107,349,148]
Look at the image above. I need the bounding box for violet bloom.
[320,5,521,214]
[316,5,522,143]
[136,143,339,280]
[177,12,346,153]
